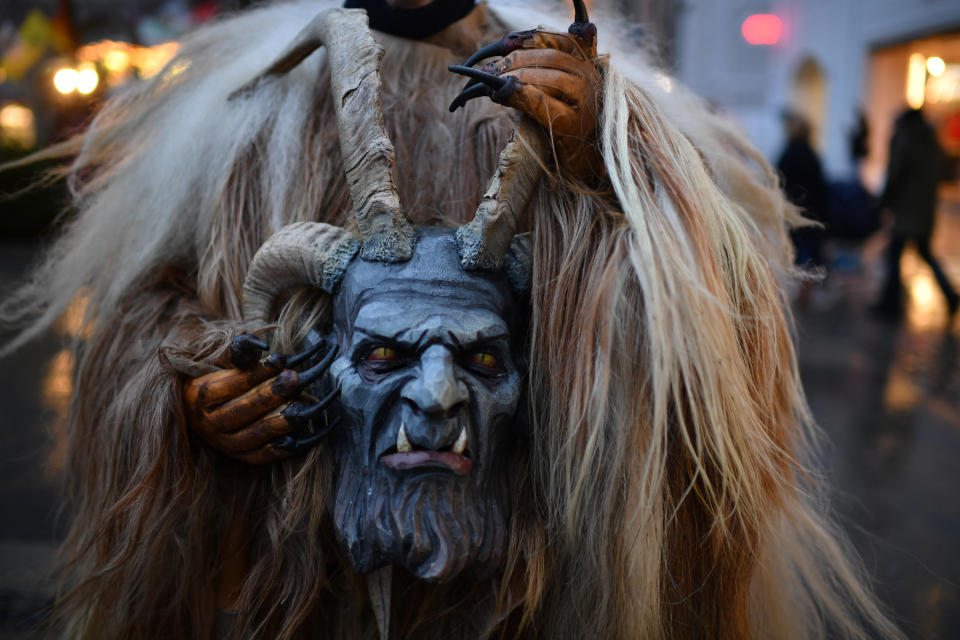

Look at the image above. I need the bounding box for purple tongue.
[381,450,472,476]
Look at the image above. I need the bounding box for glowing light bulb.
[906,53,926,109]
[0,104,33,129]
[741,14,782,45]
[53,67,79,94]
[103,49,131,73]
[76,64,99,95]
[0,103,38,150]
[926,56,946,77]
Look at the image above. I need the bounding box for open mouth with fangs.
[380,423,473,476]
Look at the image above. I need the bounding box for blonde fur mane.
[1,1,899,638]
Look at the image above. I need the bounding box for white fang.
[397,423,412,453]
[453,427,467,455]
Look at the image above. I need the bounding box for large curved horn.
[242,222,360,325]
[232,8,414,262]
[456,117,547,270]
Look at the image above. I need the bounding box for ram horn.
[242,222,359,325]
[456,117,546,270]
[232,8,414,262]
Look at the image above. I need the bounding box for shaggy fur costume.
[1,1,900,638]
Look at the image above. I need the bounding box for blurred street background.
[1,0,959,637]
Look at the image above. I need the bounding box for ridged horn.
[456,117,547,270]
[242,222,360,325]
[231,8,414,262]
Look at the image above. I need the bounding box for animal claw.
[449,83,494,112]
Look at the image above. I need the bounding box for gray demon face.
[324,229,524,581]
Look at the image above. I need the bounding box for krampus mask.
[237,8,541,583]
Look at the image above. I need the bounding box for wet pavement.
[793,195,960,639]
[0,201,958,638]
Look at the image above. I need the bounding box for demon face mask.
[325,228,524,580]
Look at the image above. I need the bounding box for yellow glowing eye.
[469,352,498,369]
[367,346,398,361]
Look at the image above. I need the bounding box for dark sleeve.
[805,151,828,221]
[881,131,905,207]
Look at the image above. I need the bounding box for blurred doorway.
[863,30,960,193]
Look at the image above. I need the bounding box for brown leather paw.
[180,335,338,465]
[448,0,603,183]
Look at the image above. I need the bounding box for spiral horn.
[242,222,359,325]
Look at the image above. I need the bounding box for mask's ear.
[503,233,532,297]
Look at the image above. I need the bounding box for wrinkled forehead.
[333,229,517,335]
[350,292,510,346]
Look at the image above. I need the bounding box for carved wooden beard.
[323,230,524,581]
[331,442,510,580]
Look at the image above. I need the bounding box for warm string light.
[925,56,946,77]
[76,63,99,94]
[51,41,179,96]
[906,53,926,109]
[53,67,79,94]
[103,49,131,73]
[0,103,37,148]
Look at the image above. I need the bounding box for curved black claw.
[463,39,509,68]
[461,30,534,69]
[295,343,340,389]
[282,386,340,428]
[273,416,341,454]
[230,334,270,369]
[449,83,494,112]
[447,66,520,106]
[569,0,596,41]
[448,66,507,89]
[286,338,328,368]
[573,0,589,25]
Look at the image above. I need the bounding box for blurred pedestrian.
[777,110,828,304]
[850,109,870,164]
[826,110,881,242]
[874,108,959,320]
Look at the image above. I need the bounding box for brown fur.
[1,2,901,638]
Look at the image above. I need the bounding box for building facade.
[675,0,960,189]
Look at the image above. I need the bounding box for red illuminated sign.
[741,14,782,45]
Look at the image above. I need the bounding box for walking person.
[874,108,959,320]
[777,110,828,306]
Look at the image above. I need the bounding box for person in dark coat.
[874,108,959,319]
[777,111,828,304]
